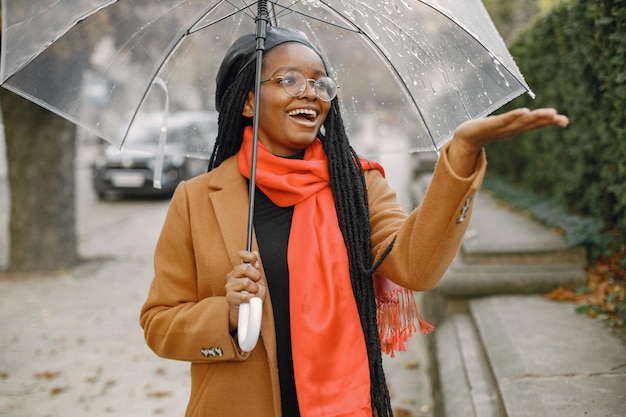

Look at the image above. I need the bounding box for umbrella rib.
[360,3,447,150]
[190,0,258,33]
[267,0,361,33]
[361,32,440,151]
[120,0,236,148]
[416,1,531,97]
[323,3,436,150]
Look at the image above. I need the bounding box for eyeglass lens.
[279,71,337,101]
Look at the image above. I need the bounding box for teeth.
[287,108,317,117]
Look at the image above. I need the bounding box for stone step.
[438,258,586,297]
[433,295,626,417]
[469,295,626,417]
[438,189,587,296]
[461,191,585,260]
[435,313,503,417]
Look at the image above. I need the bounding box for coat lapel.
[208,156,252,265]
[206,156,278,365]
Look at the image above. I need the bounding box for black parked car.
[91,111,216,199]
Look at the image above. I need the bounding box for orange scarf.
[238,126,430,415]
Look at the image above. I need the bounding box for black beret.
[215,26,321,113]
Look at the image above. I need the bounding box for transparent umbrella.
[1,0,533,351]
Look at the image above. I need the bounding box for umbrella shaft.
[246,0,270,252]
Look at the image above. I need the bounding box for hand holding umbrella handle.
[237,294,263,352]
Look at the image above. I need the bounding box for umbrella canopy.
[1,0,532,159]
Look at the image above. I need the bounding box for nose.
[300,79,317,99]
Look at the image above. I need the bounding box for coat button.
[201,346,223,358]
[456,194,474,223]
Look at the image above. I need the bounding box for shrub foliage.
[487,0,626,253]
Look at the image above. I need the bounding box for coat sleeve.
[368,142,486,291]
[139,181,249,363]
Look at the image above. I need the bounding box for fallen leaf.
[147,391,173,398]
[50,385,70,397]
[35,371,60,380]
[545,243,625,327]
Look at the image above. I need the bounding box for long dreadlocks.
[208,63,255,171]
[209,47,395,417]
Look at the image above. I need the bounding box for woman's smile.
[286,106,320,127]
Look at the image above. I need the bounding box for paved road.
[1,136,190,416]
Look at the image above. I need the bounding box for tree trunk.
[1,90,79,272]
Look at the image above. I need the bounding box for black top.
[253,187,300,417]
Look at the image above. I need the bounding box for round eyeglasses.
[260,70,338,102]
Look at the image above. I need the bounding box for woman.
[140,26,568,417]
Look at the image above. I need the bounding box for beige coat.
[140,144,486,417]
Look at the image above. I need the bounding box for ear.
[242,90,255,118]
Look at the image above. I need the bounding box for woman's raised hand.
[225,250,266,332]
[447,108,570,177]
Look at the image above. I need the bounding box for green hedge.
[486,0,626,256]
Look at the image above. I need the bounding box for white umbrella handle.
[237,296,262,352]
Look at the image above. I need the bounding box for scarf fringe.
[375,278,434,358]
